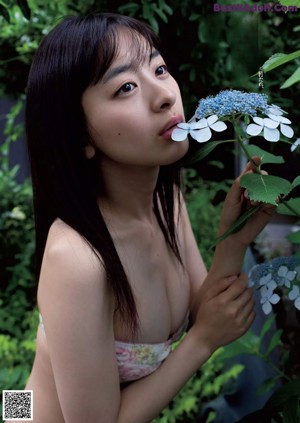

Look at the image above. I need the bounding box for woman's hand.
[208,157,276,279]
[218,156,275,247]
[189,272,255,355]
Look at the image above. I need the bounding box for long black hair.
[26,12,183,335]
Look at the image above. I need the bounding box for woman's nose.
[150,81,176,113]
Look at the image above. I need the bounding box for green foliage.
[260,50,300,90]
[0,100,37,400]
[240,174,293,206]
[236,378,300,422]
[153,345,245,423]
[118,0,173,33]
[246,145,285,165]
[184,168,230,268]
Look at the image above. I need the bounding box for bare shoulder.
[46,218,101,267]
[38,218,112,316]
[43,218,103,282]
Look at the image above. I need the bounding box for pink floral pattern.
[39,312,189,383]
[115,316,189,383]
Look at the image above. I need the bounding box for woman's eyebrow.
[102,49,161,84]
[149,48,161,61]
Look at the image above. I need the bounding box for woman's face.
[81,29,189,167]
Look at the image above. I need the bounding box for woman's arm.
[210,157,275,279]
[39,220,253,423]
[38,221,121,423]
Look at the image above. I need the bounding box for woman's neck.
[98,158,160,223]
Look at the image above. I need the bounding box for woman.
[16,12,273,423]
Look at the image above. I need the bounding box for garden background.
[0,0,300,422]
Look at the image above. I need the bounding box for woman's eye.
[115,82,136,96]
[156,65,168,76]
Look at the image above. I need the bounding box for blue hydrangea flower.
[260,280,280,315]
[196,90,269,119]
[288,285,300,310]
[248,256,300,287]
[248,257,300,315]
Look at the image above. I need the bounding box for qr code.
[2,390,33,421]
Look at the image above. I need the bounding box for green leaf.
[17,0,31,20]
[240,174,292,206]
[118,3,140,15]
[158,0,173,15]
[282,395,300,423]
[0,3,10,23]
[287,230,300,244]
[211,204,264,247]
[264,329,282,357]
[292,176,300,191]
[183,140,232,165]
[246,145,285,165]
[265,379,300,412]
[257,377,277,396]
[281,66,300,89]
[279,0,300,7]
[153,6,168,23]
[259,315,275,344]
[277,198,300,216]
[261,51,300,73]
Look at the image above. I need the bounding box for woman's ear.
[84,145,96,159]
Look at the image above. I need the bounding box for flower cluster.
[248,256,300,315]
[196,90,269,119]
[246,105,294,142]
[171,90,297,148]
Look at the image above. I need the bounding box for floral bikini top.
[39,313,189,383]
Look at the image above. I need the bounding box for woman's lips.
[159,116,184,139]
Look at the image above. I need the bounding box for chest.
[112,220,190,343]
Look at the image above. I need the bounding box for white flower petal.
[177,122,190,129]
[287,271,296,281]
[280,124,294,138]
[259,274,272,285]
[171,128,188,142]
[189,121,205,130]
[267,114,291,124]
[253,117,264,126]
[210,121,227,132]
[267,105,285,116]
[295,297,300,311]
[248,280,255,288]
[207,115,219,125]
[191,127,212,143]
[278,266,288,277]
[264,118,280,129]
[260,285,269,298]
[263,127,280,142]
[197,118,209,129]
[270,293,280,305]
[246,123,263,136]
[268,280,277,292]
[291,138,300,152]
[288,285,300,301]
[262,301,272,314]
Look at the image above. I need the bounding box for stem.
[232,119,261,174]
[257,352,291,382]
[238,138,261,174]
[279,200,300,218]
